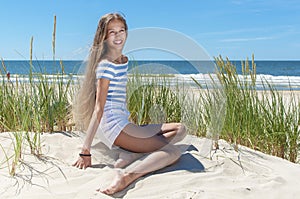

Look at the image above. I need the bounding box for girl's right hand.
[72,149,92,169]
[73,156,92,169]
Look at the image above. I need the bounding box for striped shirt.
[95,60,128,109]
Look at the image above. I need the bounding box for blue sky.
[0,0,299,60]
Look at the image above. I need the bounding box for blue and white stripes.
[95,59,130,149]
[96,60,128,108]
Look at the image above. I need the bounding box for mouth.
[113,39,123,45]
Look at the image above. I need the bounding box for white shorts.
[96,107,130,149]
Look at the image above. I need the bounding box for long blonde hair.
[73,13,128,130]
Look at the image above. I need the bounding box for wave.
[0,74,80,84]
[2,73,300,90]
[180,74,300,90]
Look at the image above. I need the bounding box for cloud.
[197,25,295,37]
[72,45,90,55]
[220,36,276,43]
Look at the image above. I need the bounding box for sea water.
[1,60,300,90]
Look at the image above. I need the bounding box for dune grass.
[127,72,184,125]
[197,55,300,162]
[127,56,300,163]
[0,60,75,175]
[0,15,76,175]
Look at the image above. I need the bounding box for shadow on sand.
[113,144,204,198]
[154,144,204,174]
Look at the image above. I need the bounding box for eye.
[108,30,116,35]
[118,29,126,35]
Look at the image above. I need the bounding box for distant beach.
[1,60,300,90]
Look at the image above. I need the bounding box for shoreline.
[2,73,300,91]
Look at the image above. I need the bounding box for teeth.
[114,40,122,44]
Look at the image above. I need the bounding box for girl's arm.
[73,78,109,169]
[81,78,110,152]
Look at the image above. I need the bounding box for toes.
[98,187,114,195]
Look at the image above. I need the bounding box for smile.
[113,40,123,45]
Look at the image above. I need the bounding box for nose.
[116,30,125,37]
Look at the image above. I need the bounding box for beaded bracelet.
[79,153,91,157]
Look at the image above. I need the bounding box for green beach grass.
[0,15,75,175]
[0,60,75,175]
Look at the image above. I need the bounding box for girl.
[73,13,187,195]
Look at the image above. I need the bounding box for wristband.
[79,153,91,157]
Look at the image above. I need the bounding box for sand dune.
[1,132,300,199]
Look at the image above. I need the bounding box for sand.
[1,131,300,199]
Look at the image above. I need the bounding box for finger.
[83,164,88,169]
[77,161,81,167]
[80,163,84,169]
[76,163,82,169]
[72,161,78,167]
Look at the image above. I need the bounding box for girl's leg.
[121,123,186,142]
[100,123,182,194]
[114,123,187,168]
[114,149,145,168]
[158,123,187,143]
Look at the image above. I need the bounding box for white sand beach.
[1,131,300,199]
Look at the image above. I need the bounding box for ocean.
[1,60,300,90]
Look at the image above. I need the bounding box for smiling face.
[105,19,127,54]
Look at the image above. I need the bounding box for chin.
[114,45,125,50]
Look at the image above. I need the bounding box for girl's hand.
[72,150,92,169]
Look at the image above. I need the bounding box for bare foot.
[97,169,136,195]
[114,151,144,168]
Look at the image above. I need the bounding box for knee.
[176,123,187,139]
[179,123,187,134]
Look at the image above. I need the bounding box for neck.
[106,49,122,61]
